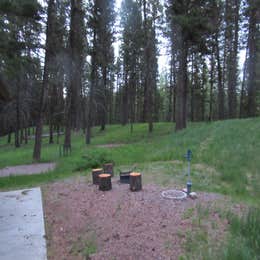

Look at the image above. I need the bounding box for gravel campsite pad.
[42,178,243,260]
[0,163,56,177]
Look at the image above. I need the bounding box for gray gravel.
[0,163,56,177]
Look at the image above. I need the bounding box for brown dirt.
[0,163,56,177]
[94,143,125,148]
[42,177,235,260]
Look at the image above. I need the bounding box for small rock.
[113,233,120,240]
[182,188,188,193]
[189,192,198,199]
[161,224,166,228]
[103,237,110,242]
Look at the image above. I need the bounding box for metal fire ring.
[161,189,187,200]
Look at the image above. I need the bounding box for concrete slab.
[0,188,47,260]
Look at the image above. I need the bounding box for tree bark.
[86,27,97,144]
[33,0,55,161]
[175,32,188,131]
[100,67,107,131]
[209,47,215,121]
[92,168,103,185]
[103,163,114,177]
[24,127,28,144]
[240,49,248,118]
[215,33,225,120]
[227,0,240,118]
[247,1,257,117]
[190,53,195,122]
[49,120,54,144]
[7,129,12,144]
[15,80,20,148]
[130,172,142,191]
[99,173,112,191]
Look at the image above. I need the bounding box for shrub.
[74,150,113,172]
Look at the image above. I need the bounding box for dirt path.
[43,178,231,260]
[94,143,125,148]
[0,163,56,177]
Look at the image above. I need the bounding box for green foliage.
[226,207,260,259]
[0,0,41,19]
[0,118,259,203]
[183,207,260,260]
[75,150,113,171]
[70,234,97,258]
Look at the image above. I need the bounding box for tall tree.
[166,0,217,131]
[120,0,143,128]
[96,0,115,131]
[64,0,85,148]
[141,0,159,132]
[246,0,259,117]
[33,0,55,161]
[225,0,241,118]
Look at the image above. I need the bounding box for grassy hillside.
[0,118,260,259]
[0,118,259,203]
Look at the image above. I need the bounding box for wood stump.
[99,174,112,191]
[103,163,114,177]
[92,168,103,185]
[130,172,142,191]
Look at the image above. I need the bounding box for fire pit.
[161,189,187,200]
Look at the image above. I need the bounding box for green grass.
[223,207,260,260]
[0,118,260,259]
[0,118,260,203]
[70,233,97,258]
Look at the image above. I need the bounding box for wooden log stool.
[103,163,114,177]
[130,172,142,191]
[92,168,103,185]
[99,174,112,191]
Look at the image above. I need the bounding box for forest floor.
[43,177,244,260]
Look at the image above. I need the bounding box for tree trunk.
[24,127,28,144]
[49,120,54,144]
[190,53,195,122]
[20,128,23,145]
[69,0,84,131]
[56,124,60,144]
[15,81,20,148]
[92,168,103,185]
[215,33,225,120]
[103,163,114,177]
[33,0,55,161]
[100,67,107,131]
[240,49,248,118]
[7,129,11,144]
[142,0,154,132]
[175,34,188,131]
[121,74,128,126]
[227,0,240,118]
[99,174,112,191]
[130,172,142,191]
[86,35,96,144]
[209,47,215,121]
[247,1,257,117]
[64,87,72,149]
[33,117,43,161]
